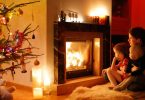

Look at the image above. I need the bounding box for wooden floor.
[12,88,68,100]
[6,82,68,100]
[10,76,106,100]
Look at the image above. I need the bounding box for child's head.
[113,42,129,61]
[129,45,144,60]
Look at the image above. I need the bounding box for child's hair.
[129,45,144,60]
[113,42,130,58]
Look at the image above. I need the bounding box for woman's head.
[128,27,145,46]
[113,42,129,61]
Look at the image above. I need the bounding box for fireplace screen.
[66,38,101,79]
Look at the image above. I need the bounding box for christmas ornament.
[17,8,23,15]
[34,59,40,66]
[32,33,35,39]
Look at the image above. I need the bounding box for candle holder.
[33,88,43,99]
[99,16,109,25]
[92,16,99,24]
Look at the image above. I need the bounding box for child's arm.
[131,65,139,72]
[131,65,142,76]
[111,57,118,70]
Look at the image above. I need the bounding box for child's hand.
[102,69,107,74]
[112,57,117,62]
[111,57,118,70]
[131,66,139,72]
[125,73,131,77]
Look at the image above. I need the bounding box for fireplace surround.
[54,22,110,85]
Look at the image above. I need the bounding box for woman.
[127,27,145,91]
[128,27,145,47]
[113,44,145,91]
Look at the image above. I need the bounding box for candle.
[43,84,50,93]
[32,67,42,87]
[43,69,51,94]
[33,88,43,99]
[32,59,43,99]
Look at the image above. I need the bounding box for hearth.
[54,22,110,84]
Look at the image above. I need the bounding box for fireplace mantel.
[54,22,110,32]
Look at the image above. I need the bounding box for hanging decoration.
[0,0,42,79]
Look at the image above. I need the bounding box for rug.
[67,83,145,100]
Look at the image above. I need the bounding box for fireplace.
[66,38,102,79]
[54,22,110,84]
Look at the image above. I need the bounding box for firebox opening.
[66,38,101,79]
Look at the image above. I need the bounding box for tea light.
[33,88,43,99]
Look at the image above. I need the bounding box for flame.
[66,42,84,69]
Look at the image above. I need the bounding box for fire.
[66,42,87,71]
[66,51,84,67]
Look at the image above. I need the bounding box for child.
[113,45,145,91]
[102,42,130,87]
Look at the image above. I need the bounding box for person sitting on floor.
[113,44,145,91]
[102,42,130,88]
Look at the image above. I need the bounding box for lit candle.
[32,59,43,99]
[33,88,43,99]
[43,69,51,94]
[32,66,42,87]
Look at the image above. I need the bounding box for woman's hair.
[129,45,144,60]
[129,27,145,46]
[113,42,130,58]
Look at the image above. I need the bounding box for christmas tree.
[0,1,42,79]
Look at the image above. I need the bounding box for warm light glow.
[95,41,100,47]
[66,41,91,71]
[66,42,84,69]
[93,38,101,75]
[32,66,43,88]
[43,68,51,91]
[33,88,43,99]
[89,6,108,17]
[66,15,84,22]
[77,17,84,23]
[9,32,13,36]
